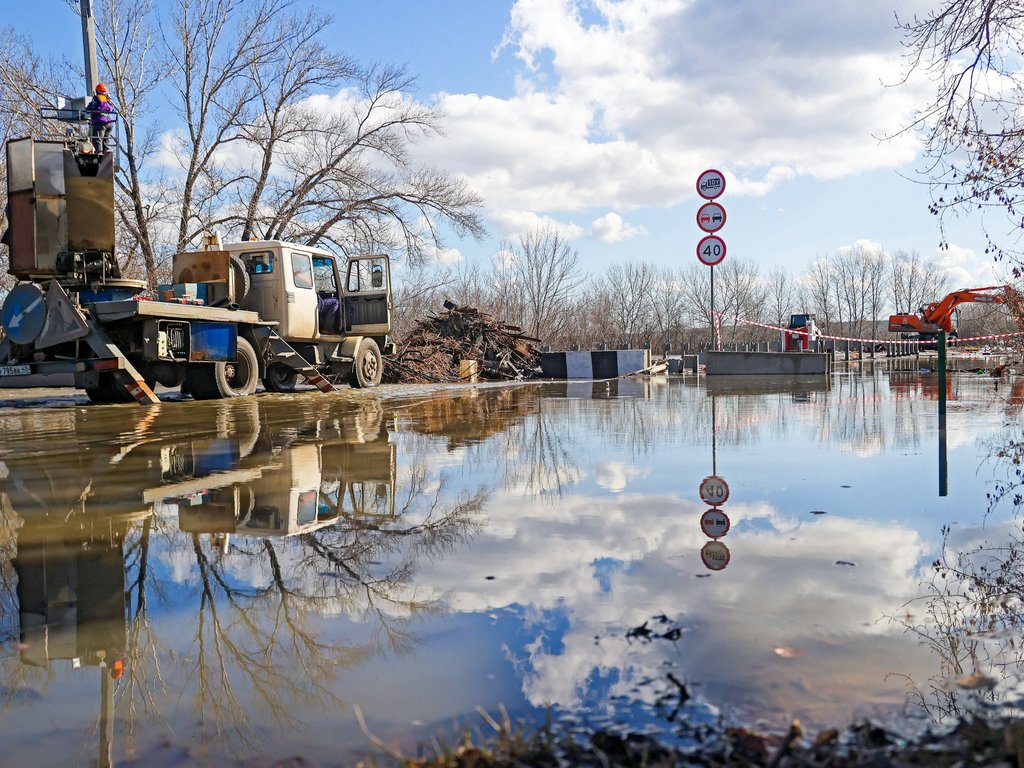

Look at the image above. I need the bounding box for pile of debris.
[383,300,542,384]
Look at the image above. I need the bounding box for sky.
[8,0,1010,287]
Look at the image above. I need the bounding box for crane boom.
[80,0,99,95]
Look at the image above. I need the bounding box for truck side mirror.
[371,266,383,288]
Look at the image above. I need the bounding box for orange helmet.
[95,83,107,94]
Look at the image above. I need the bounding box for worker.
[86,83,115,153]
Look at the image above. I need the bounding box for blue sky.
[8,0,1005,285]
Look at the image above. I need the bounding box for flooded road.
[1,364,1023,765]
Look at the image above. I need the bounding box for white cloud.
[588,212,646,243]
[592,460,648,492]
[932,243,1001,288]
[419,0,936,238]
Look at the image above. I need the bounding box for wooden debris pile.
[383,300,542,384]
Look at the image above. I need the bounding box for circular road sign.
[697,235,726,266]
[699,475,730,506]
[701,540,731,571]
[696,169,726,200]
[1,283,46,345]
[700,509,731,539]
[697,201,726,233]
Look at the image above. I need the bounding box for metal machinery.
[783,313,818,351]
[0,1,392,404]
[887,286,1015,344]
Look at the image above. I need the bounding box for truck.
[887,286,1013,347]
[0,3,392,405]
[0,132,393,404]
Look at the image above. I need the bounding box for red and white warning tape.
[729,316,1024,346]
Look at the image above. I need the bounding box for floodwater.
[2,362,1024,765]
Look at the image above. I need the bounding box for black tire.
[85,373,136,403]
[185,337,260,399]
[348,338,382,388]
[229,254,250,303]
[263,363,299,392]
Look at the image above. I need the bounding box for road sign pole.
[710,265,715,352]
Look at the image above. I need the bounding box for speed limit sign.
[696,235,726,266]
[699,475,730,506]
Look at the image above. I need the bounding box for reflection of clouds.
[592,461,649,493]
[415,490,933,726]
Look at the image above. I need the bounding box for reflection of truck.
[888,286,1013,346]
[0,4,392,404]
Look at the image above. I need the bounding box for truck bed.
[89,299,262,324]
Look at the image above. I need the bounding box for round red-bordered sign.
[696,169,726,200]
[700,509,731,539]
[699,475,730,505]
[696,201,726,233]
[696,235,726,266]
[701,540,731,571]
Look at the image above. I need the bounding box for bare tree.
[802,256,835,332]
[502,226,586,341]
[713,257,767,343]
[899,2,1024,272]
[889,249,951,317]
[590,261,656,347]
[648,265,687,350]
[767,265,796,328]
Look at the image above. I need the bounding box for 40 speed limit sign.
[699,475,729,506]
[696,235,726,266]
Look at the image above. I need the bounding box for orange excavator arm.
[888,286,1009,335]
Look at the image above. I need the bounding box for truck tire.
[349,338,382,388]
[185,337,259,399]
[230,254,250,303]
[263,363,298,392]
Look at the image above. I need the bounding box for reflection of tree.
[893,433,1024,721]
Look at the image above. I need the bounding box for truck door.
[342,256,391,336]
[286,250,317,340]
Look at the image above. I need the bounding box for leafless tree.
[832,242,887,339]
[501,226,586,341]
[713,257,768,343]
[591,261,656,347]
[899,2,1024,272]
[648,265,687,349]
[802,256,835,331]
[767,265,797,328]
[889,249,951,316]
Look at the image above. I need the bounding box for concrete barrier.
[541,349,651,379]
[666,355,699,374]
[702,350,830,375]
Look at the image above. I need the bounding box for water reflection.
[0,396,485,764]
[0,373,1021,763]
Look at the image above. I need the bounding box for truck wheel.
[263,363,298,392]
[185,337,260,399]
[349,338,382,388]
[230,254,250,303]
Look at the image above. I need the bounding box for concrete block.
[702,351,830,376]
